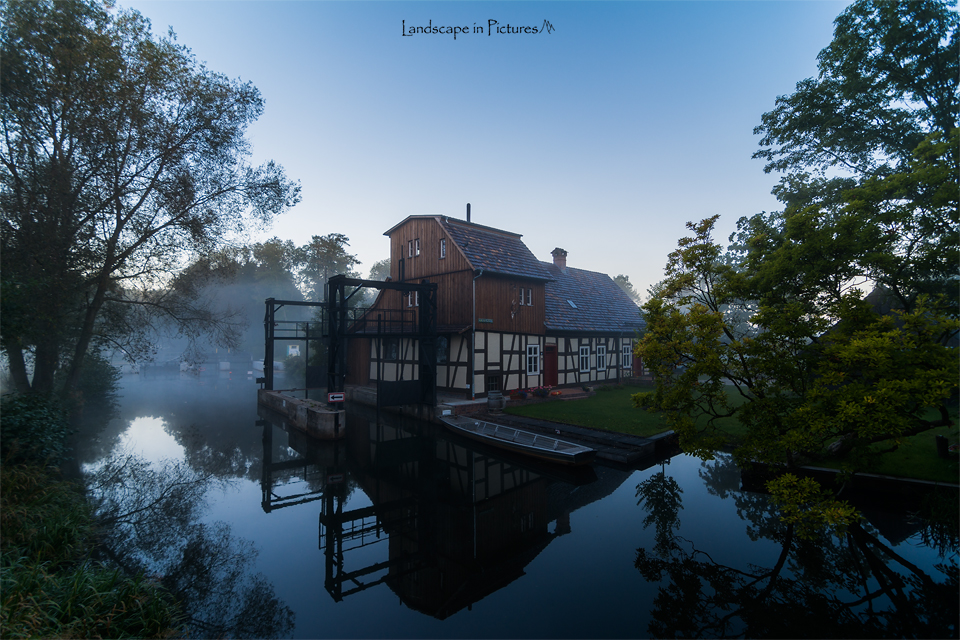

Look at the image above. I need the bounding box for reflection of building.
[347,215,644,396]
[255,406,633,618]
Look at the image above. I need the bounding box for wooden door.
[544,344,558,387]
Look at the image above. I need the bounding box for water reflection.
[84,374,956,637]
[635,457,959,639]
[87,453,295,638]
[258,407,629,620]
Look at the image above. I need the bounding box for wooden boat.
[439,416,596,466]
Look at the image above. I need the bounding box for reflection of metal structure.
[258,413,346,513]
[318,415,560,618]
[259,407,631,619]
[319,492,423,602]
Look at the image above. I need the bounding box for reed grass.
[1,464,184,639]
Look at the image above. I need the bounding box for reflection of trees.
[635,458,959,638]
[87,454,295,639]
[636,461,683,557]
[73,375,267,482]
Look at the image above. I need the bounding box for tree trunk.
[62,274,109,395]
[3,340,32,393]
[32,340,60,393]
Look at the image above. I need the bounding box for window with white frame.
[526,344,540,375]
[407,290,418,307]
[579,345,590,372]
[597,345,607,370]
[415,238,420,256]
[622,343,632,368]
[440,238,446,259]
[526,288,532,306]
[408,240,413,258]
[518,284,524,306]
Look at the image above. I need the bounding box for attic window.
[440,238,446,259]
[567,300,578,309]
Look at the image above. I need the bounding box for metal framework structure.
[261,276,438,407]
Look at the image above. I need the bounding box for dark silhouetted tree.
[0,0,300,395]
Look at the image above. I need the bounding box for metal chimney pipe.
[466,203,471,223]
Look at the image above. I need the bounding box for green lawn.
[505,384,670,438]
[816,422,960,484]
[506,383,959,484]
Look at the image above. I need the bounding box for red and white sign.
[327,392,345,403]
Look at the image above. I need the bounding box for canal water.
[76,372,958,638]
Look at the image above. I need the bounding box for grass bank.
[505,383,959,484]
[0,464,184,639]
[505,384,669,438]
[1,393,183,639]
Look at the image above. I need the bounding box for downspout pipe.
[471,268,483,400]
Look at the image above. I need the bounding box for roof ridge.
[439,216,523,238]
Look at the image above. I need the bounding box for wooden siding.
[474,278,545,335]
[346,337,371,385]
[382,218,546,333]
[390,218,472,281]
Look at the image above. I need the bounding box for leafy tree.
[0,0,300,395]
[636,0,957,528]
[614,274,641,304]
[368,258,391,282]
[295,233,361,302]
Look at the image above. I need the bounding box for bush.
[0,394,70,465]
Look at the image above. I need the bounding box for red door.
[544,344,558,386]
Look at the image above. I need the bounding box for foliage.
[368,258,392,282]
[295,233,361,302]
[0,0,300,395]
[754,0,957,177]
[637,0,958,530]
[766,475,860,540]
[613,274,640,303]
[0,464,183,638]
[0,393,70,465]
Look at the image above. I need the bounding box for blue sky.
[125,0,850,297]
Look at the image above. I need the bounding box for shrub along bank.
[0,394,183,639]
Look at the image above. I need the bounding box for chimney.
[551,247,567,270]
[466,203,471,223]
